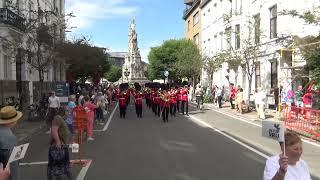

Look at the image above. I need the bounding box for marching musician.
[134,89,144,118]
[181,85,189,116]
[118,90,127,118]
[161,89,170,123]
[176,86,181,112]
[154,90,161,117]
[169,86,177,117]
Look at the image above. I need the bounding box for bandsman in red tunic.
[160,89,170,122]
[154,90,161,117]
[134,90,144,118]
[176,87,182,112]
[169,86,177,117]
[118,90,127,118]
[181,85,189,115]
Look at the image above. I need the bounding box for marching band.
[115,82,190,122]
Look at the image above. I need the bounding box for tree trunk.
[247,76,252,110]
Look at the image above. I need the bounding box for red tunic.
[181,88,188,102]
[169,90,177,104]
[118,94,127,108]
[135,93,143,106]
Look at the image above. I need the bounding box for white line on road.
[103,103,118,131]
[188,114,269,159]
[207,105,320,148]
[76,159,92,180]
[19,161,48,166]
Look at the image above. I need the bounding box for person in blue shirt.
[66,95,76,143]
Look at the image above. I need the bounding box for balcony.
[0,8,25,32]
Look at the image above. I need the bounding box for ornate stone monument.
[122,19,148,82]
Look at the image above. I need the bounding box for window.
[271,61,278,88]
[193,11,199,26]
[3,55,12,80]
[60,0,63,14]
[270,5,277,39]
[187,20,190,31]
[208,8,210,12]
[225,27,232,49]
[255,62,261,89]
[235,24,240,49]
[254,13,260,44]
[193,33,199,46]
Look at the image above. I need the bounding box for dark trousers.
[157,105,161,117]
[230,97,235,109]
[162,107,169,122]
[96,107,103,121]
[170,103,176,116]
[181,101,188,115]
[136,105,142,118]
[217,96,222,108]
[176,100,180,112]
[119,106,126,118]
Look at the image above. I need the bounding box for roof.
[108,52,127,58]
[200,0,211,8]
[183,0,201,20]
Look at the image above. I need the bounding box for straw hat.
[0,106,22,125]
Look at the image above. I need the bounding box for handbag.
[47,146,72,179]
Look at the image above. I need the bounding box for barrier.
[72,106,87,164]
[283,106,320,140]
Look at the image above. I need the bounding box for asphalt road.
[18,101,267,180]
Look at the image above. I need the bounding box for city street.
[18,101,268,179]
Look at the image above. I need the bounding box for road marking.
[188,114,269,159]
[93,103,118,132]
[20,159,93,180]
[76,159,92,180]
[206,104,320,148]
[103,103,118,131]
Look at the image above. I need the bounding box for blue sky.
[66,0,185,62]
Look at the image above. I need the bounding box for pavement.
[12,100,320,179]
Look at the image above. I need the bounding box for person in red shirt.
[169,86,177,117]
[118,90,127,118]
[134,89,144,118]
[229,83,236,109]
[176,87,181,112]
[181,85,189,115]
[161,89,170,122]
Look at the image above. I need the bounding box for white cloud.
[66,0,137,30]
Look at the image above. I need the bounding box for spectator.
[48,91,60,129]
[195,85,204,110]
[236,88,244,114]
[216,87,223,108]
[95,92,105,125]
[295,85,304,108]
[256,88,266,120]
[0,106,22,180]
[83,96,97,141]
[263,131,311,180]
[229,83,236,109]
[48,108,72,180]
[66,95,76,143]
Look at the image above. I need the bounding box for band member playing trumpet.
[161,89,170,123]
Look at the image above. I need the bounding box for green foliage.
[148,39,201,82]
[104,65,122,82]
[56,39,110,81]
[203,94,214,103]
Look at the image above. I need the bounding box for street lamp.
[164,70,169,84]
[124,68,130,82]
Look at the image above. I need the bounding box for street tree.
[281,7,320,83]
[176,39,202,86]
[202,55,223,90]
[104,65,122,82]
[56,38,110,84]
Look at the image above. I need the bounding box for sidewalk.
[195,102,320,179]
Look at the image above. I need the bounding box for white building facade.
[0,0,65,105]
[201,0,320,103]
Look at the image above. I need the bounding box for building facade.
[200,0,319,103]
[183,0,202,50]
[0,0,65,106]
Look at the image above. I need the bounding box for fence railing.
[283,106,320,140]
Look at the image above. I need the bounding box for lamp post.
[164,70,169,84]
[124,68,130,82]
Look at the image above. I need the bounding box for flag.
[262,120,285,142]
